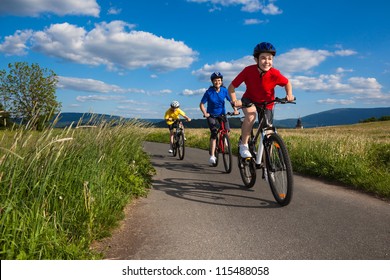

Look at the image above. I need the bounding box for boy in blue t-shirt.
[200,72,239,165]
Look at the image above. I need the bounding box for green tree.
[0,62,61,129]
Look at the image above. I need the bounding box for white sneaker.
[168,149,173,153]
[209,155,217,165]
[239,144,252,158]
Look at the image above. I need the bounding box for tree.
[0,62,61,129]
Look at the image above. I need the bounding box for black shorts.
[241,97,274,124]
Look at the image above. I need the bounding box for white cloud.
[187,0,282,14]
[244,18,268,25]
[0,0,100,17]
[261,3,283,15]
[0,21,198,72]
[317,98,355,105]
[277,48,356,73]
[0,30,33,55]
[290,74,383,96]
[181,88,208,96]
[76,95,126,102]
[192,56,254,82]
[58,76,145,94]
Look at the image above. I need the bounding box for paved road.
[94,141,390,260]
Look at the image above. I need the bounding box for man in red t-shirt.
[228,42,294,158]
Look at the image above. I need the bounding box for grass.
[0,117,155,259]
[145,121,390,199]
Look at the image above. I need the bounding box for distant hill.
[48,107,390,129]
[276,107,390,128]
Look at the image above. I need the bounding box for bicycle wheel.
[264,133,293,206]
[172,135,177,157]
[177,132,185,160]
[222,134,232,173]
[237,137,256,188]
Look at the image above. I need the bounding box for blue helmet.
[253,42,276,57]
[210,71,223,81]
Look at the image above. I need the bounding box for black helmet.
[210,71,223,81]
[253,42,276,57]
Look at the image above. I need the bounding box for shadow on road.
[152,177,280,209]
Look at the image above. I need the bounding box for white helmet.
[170,100,180,108]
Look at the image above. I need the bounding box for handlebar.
[238,97,296,109]
[203,112,240,118]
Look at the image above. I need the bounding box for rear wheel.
[177,132,185,160]
[237,137,256,188]
[222,134,232,173]
[264,133,293,206]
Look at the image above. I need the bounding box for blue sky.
[1,0,389,120]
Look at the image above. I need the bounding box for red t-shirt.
[231,65,288,109]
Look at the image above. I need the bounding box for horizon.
[1,0,389,120]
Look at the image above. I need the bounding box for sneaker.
[168,149,173,153]
[209,155,217,165]
[239,144,252,158]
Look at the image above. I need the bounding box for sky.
[1,0,389,121]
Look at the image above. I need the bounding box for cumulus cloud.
[0,0,100,17]
[187,0,282,14]
[58,76,146,94]
[192,56,254,82]
[290,74,383,96]
[0,21,198,72]
[181,88,209,96]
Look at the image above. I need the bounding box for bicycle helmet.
[170,100,180,108]
[253,42,276,57]
[210,71,223,81]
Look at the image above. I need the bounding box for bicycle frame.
[216,115,228,153]
[251,114,276,167]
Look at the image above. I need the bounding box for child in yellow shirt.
[164,100,191,153]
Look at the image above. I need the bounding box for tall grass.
[0,117,155,259]
[145,121,390,199]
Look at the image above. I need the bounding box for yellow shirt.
[164,108,186,125]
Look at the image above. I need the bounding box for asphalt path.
[94,141,390,260]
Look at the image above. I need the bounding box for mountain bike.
[172,119,186,160]
[209,112,238,173]
[237,97,296,206]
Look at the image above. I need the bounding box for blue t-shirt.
[200,86,232,116]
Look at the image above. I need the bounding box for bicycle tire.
[172,135,177,157]
[264,133,294,206]
[222,134,232,173]
[237,137,256,188]
[178,132,185,160]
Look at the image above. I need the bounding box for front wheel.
[177,132,185,160]
[222,134,232,173]
[237,137,256,188]
[264,133,294,206]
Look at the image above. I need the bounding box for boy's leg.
[240,105,256,158]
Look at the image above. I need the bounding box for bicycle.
[237,97,296,206]
[208,112,238,173]
[171,119,186,160]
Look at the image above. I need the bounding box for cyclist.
[228,42,294,158]
[200,72,239,165]
[164,100,191,154]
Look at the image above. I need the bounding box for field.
[146,121,390,199]
[0,119,155,259]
